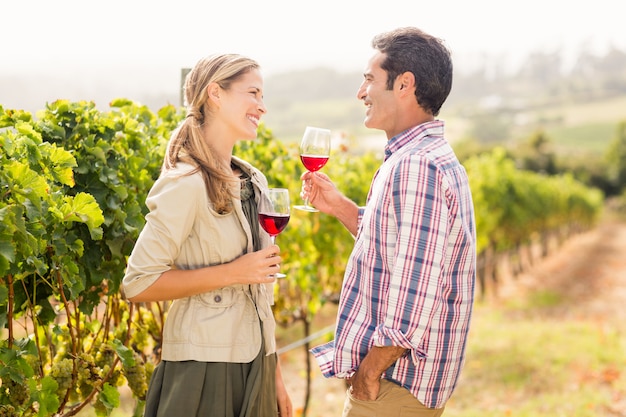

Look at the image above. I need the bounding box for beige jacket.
[122,157,276,362]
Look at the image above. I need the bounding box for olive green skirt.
[143,341,277,417]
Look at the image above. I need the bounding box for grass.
[265,94,626,159]
[444,299,626,416]
[554,96,626,127]
[545,122,618,156]
[509,96,625,157]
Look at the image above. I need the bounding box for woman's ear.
[206,82,221,104]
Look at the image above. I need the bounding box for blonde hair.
[163,54,260,213]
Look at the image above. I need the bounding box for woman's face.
[219,68,267,141]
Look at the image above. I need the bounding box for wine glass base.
[293,205,319,212]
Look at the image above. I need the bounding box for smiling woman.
[120,53,294,417]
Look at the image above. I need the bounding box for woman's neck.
[202,123,234,167]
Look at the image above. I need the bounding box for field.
[524,95,626,155]
[265,94,625,160]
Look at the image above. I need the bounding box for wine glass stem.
[269,235,281,278]
[303,172,312,208]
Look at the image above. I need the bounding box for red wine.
[300,155,329,172]
[258,213,290,236]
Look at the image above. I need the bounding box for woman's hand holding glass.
[228,246,283,284]
[258,188,290,278]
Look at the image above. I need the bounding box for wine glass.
[258,188,291,278]
[294,126,331,212]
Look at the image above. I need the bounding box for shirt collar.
[384,120,445,160]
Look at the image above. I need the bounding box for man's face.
[356,51,398,136]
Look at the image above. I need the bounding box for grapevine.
[49,358,73,402]
[122,352,148,400]
[0,378,30,408]
[0,100,607,416]
[0,405,18,417]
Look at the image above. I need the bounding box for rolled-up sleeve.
[122,173,200,299]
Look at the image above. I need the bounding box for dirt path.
[496,213,626,322]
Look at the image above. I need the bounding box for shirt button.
[214,295,222,303]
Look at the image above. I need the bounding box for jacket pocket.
[190,287,260,349]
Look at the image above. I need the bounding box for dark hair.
[372,27,452,116]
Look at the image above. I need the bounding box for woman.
[122,53,292,417]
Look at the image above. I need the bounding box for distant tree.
[265,67,360,102]
[468,112,512,143]
[514,130,557,175]
[606,121,626,194]
[516,50,563,89]
[599,46,626,76]
[553,152,612,196]
[600,47,626,94]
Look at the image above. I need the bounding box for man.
[303,27,476,416]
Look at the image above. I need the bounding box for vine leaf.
[7,160,49,209]
[99,382,121,412]
[111,339,135,367]
[48,145,76,186]
[28,376,60,417]
[59,192,105,240]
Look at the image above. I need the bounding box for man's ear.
[398,71,415,92]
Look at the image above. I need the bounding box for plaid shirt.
[311,121,476,409]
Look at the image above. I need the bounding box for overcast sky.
[2,0,624,105]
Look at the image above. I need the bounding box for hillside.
[260,47,626,153]
[2,46,625,154]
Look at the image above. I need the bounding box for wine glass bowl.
[300,155,329,172]
[258,188,290,278]
[258,212,289,236]
[294,126,331,212]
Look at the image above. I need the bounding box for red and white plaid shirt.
[311,121,476,409]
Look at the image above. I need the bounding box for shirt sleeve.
[122,172,201,299]
[372,155,449,364]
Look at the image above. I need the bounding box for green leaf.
[15,120,43,144]
[0,344,34,382]
[0,258,9,280]
[0,232,16,265]
[110,98,134,107]
[111,339,135,367]
[59,192,105,239]
[99,382,121,409]
[6,160,49,210]
[48,145,76,186]
[29,376,60,417]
